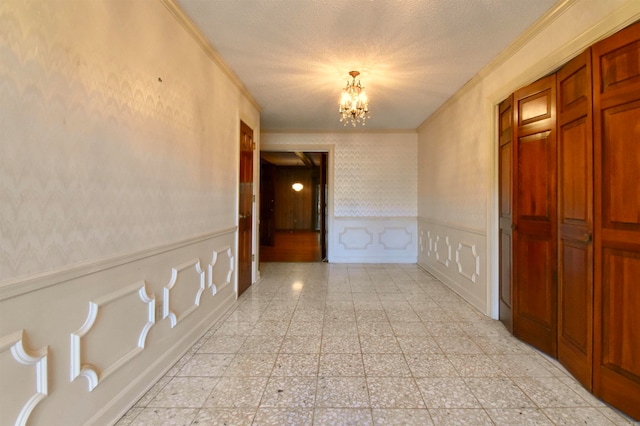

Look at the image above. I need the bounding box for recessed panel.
[518,132,552,219]
[560,118,588,222]
[600,39,640,94]
[602,102,640,228]
[560,242,590,353]
[519,90,552,124]
[517,236,553,328]
[602,249,640,381]
[560,65,588,112]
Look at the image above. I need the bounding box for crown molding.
[159,0,262,113]
[417,0,640,132]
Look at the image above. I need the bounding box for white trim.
[0,227,236,301]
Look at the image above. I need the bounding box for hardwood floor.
[259,230,322,262]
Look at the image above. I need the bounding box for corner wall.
[0,1,259,424]
[262,132,418,263]
[416,0,640,317]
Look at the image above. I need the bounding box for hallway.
[116,263,631,425]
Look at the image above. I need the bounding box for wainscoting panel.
[71,281,155,391]
[0,228,237,426]
[418,218,488,315]
[331,217,417,263]
[0,330,48,426]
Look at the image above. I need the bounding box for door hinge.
[252,142,256,150]
[253,194,256,202]
[252,254,255,262]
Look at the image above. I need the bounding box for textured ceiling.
[177,0,558,131]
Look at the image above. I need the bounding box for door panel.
[238,121,254,296]
[513,75,557,357]
[593,21,640,420]
[499,95,514,331]
[557,49,593,389]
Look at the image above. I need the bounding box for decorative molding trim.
[456,242,480,283]
[418,0,640,131]
[163,259,205,328]
[0,330,48,426]
[208,246,234,295]
[159,0,261,112]
[418,217,486,236]
[379,227,413,250]
[70,282,155,391]
[418,220,488,315]
[0,227,236,302]
[84,289,236,425]
[434,234,451,267]
[339,227,374,250]
[417,0,576,131]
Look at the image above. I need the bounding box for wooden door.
[499,95,514,332]
[556,49,594,389]
[238,121,254,296]
[513,75,558,357]
[592,21,640,420]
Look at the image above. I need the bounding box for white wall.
[0,1,259,425]
[262,131,418,263]
[416,0,640,317]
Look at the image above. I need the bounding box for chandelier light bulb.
[339,71,370,127]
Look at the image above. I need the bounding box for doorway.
[259,151,327,262]
[238,121,254,295]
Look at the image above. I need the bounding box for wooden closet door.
[513,75,558,357]
[592,21,640,420]
[499,95,514,332]
[557,49,594,389]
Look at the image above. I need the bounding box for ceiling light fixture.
[339,71,369,127]
[292,182,304,192]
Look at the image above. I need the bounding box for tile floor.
[117,263,635,425]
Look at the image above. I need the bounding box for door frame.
[259,143,334,262]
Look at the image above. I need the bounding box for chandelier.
[339,71,369,127]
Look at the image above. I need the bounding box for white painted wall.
[417,0,640,317]
[262,131,418,263]
[0,1,259,425]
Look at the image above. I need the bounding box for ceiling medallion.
[339,71,370,127]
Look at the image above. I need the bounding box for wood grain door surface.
[592,21,640,419]
[238,121,254,296]
[557,49,594,389]
[512,74,558,357]
[499,95,514,333]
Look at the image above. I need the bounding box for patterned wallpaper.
[262,132,418,217]
[0,1,257,281]
[417,89,488,230]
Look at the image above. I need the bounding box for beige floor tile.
[315,376,370,408]
[252,408,313,425]
[415,377,481,409]
[428,408,493,425]
[367,377,426,408]
[405,354,458,378]
[193,408,255,425]
[363,353,412,377]
[148,377,219,408]
[314,408,374,425]
[203,376,268,408]
[319,353,365,376]
[371,408,434,425]
[273,353,319,376]
[129,408,198,426]
[260,376,317,408]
